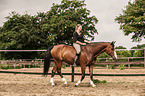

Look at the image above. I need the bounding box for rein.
[87,46,107,65]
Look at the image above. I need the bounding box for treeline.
[0,0,144,60]
[0,0,98,59]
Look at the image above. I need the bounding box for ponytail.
[75,24,82,31]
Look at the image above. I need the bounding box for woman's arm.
[75,40,90,45]
[76,41,86,45]
[84,40,91,44]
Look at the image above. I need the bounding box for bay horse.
[44,41,117,87]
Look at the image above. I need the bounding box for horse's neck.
[96,44,107,53]
[87,43,107,56]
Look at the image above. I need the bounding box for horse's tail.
[43,46,53,75]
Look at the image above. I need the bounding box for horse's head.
[105,41,117,60]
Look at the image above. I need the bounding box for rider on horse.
[73,24,90,66]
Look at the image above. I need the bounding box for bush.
[93,79,107,84]
[119,64,125,70]
[34,64,40,68]
[0,65,9,69]
[62,65,66,69]
[15,66,21,69]
[108,65,116,69]
[0,64,41,69]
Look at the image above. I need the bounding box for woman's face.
[78,26,82,31]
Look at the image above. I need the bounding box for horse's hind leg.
[50,64,57,86]
[57,61,67,85]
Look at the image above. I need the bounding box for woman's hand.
[82,43,86,45]
[76,41,86,45]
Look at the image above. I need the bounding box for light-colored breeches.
[73,43,81,54]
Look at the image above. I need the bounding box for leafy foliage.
[132,44,145,57]
[115,46,127,49]
[0,0,98,59]
[93,79,107,84]
[116,50,131,58]
[115,0,145,42]
[119,64,125,70]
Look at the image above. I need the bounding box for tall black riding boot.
[73,54,79,66]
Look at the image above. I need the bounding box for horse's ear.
[111,41,116,44]
[111,41,116,45]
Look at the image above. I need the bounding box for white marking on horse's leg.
[75,80,81,86]
[62,78,67,84]
[50,77,55,86]
[90,80,96,87]
[114,51,117,59]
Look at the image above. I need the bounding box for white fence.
[0,48,145,68]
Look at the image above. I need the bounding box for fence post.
[106,64,109,69]
[128,57,130,69]
[144,48,145,68]
[72,66,74,82]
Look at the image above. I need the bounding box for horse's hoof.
[92,84,96,87]
[51,84,55,87]
[63,82,68,85]
[51,83,55,86]
[63,84,69,87]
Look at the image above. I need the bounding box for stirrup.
[73,55,78,66]
[73,54,79,67]
[73,62,77,67]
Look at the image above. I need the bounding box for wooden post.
[0,53,1,60]
[14,64,16,69]
[71,66,74,82]
[128,58,130,69]
[144,48,145,68]
[106,64,109,69]
[128,64,130,69]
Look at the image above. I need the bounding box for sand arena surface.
[0,67,145,96]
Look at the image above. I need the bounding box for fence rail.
[0,50,47,52]
[0,60,144,70]
[0,49,145,82]
[0,48,145,69]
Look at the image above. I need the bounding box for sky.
[0,0,145,49]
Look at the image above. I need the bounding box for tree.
[40,0,98,45]
[131,44,145,57]
[115,46,127,49]
[0,0,98,59]
[115,0,145,42]
[115,46,131,57]
[133,50,144,57]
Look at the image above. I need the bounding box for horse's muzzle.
[112,51,117,60]
[112,56,117,60]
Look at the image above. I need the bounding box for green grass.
[93,79,107,84]
[0,64,41,69]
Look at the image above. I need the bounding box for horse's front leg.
[75,64,86,87]
[89,64,96,87]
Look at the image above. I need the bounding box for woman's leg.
[73,43,80,66]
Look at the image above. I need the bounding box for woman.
[73,24,90,66]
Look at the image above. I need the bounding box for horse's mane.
[86,42,110,46]
[90,42,110,44]
[86,41,115,48]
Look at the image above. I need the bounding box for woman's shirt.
[73,31,84,43]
